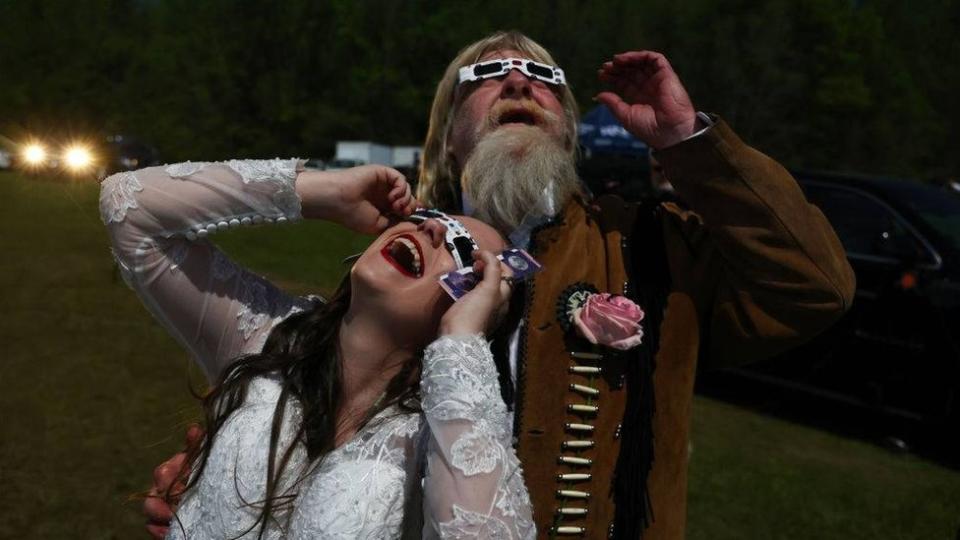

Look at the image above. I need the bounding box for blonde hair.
[416,31,579,211]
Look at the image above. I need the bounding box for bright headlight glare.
[64,145,94,170]
[23,144,47,165]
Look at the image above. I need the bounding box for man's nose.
[499,68,533,99]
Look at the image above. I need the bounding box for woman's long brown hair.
[170,276,422,538]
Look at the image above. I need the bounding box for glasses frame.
[406,209,480,269]
[458,57,566,87]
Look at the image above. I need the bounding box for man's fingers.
[153,453,186,491]
[184,424,203,450]
[145,523,170,540]
[595,92,632,119]
[602,52,667,84]
[144,491,174,522]
[612,50,667,71]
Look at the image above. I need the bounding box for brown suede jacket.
[509,118,856,539]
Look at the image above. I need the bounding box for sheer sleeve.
[420,335,535,539]
[99,159,310,382]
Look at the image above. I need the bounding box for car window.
[804,185,933,263]
[883,182,960,253]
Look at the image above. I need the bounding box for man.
[146,31,854,538]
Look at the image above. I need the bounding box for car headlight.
[63,144,94,171]
[22,143,48,166]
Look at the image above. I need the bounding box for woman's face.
[349,215,505,343]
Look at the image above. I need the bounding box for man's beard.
[460,118,579,235]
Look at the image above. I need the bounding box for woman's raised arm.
[101,160,417,382]
[100,159,309,381]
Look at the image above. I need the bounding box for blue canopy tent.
[577,104,648,158]
[577,105,651,201]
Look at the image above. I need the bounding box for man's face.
[449,48,568,169]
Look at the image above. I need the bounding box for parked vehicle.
[102,134,161,175]
[13,133,159,177]
[717,172,959,437]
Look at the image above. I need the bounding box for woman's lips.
[380,234,424,278]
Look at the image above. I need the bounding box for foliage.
[0,0,957,178]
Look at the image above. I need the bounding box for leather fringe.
[612,200,671,539]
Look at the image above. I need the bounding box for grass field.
[1,171,958,538]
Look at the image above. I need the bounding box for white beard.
[460,124,579,236]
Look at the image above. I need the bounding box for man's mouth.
[497,108,540,127]
[380,234,424,278]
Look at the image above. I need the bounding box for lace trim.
[495,465,535,534]
[438,505,513,539]
[225,159,298,185]
[236,274,272,340]
[450,428,501,476]
[422,335,507,427]
[235,271,301,342]
[272,185,302,218]
[223,159,301,219]
[99,171,143,224]
[165,161,206,179]
[211,249,238,281]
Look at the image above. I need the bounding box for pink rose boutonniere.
[571,293,645,351]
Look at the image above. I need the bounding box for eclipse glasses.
[406,209,479,270]
[458,57,566,87]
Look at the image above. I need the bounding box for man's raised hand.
[596,51,698,149]
[296,165,418,235]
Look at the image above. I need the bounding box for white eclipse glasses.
[406,209,479,270]
[458,57,566,87]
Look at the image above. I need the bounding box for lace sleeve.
[420,335,535,539]
[100,160,309,382]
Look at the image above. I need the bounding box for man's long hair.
[416,30,579,212]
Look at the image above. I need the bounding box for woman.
[100,158,533,538]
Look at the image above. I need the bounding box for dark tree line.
[1,0,957,179]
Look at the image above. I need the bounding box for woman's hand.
[439,250,512,337]
[295,165,418,235]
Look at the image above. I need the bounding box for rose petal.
[572,308,599,344]
[572,293,645,350]
[610,330,644,350]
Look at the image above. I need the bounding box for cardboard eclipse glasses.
[458,57,566,87]
[405,209,543,301]
[406,209,479,270]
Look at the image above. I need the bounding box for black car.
[711,172,960,440]
[103,134,161,175]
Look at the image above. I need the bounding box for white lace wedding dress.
[100,159,534,539]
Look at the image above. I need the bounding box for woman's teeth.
[389,237,422,276]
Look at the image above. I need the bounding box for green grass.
[687,398,960,539]
[1,171,958,538]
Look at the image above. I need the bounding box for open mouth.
[381,234,424,278]
[498,108,539,126]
